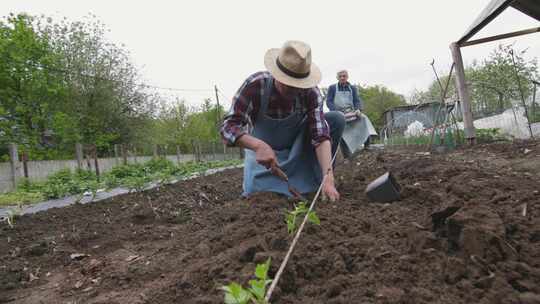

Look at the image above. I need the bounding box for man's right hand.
[254,141,277,169]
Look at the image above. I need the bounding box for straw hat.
[264,40,321,89]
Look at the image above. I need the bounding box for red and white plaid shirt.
[220,71,330,147]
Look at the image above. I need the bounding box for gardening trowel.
[270,164,306,200]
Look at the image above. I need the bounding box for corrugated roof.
[458,0,540,44]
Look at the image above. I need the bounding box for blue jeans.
[324,111,346,163]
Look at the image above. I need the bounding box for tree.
[359,85,407,131]
[468,44,538,115]
[0,13,66,158]
[414,44,539,117]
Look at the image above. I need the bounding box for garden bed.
[1,141,539,303]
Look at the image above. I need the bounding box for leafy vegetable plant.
[221,258,272,304]
[285,202,320,235]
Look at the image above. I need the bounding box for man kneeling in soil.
[220,40,345,202]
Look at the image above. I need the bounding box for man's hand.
[254,141,277,169]
[322,175,340,202]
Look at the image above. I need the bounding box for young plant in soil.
[221,258,272,304]
[5,208,21,228]
[285,201,320,235]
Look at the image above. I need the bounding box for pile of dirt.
[1,140,539,304]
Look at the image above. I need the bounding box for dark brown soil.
[1,141,540,304]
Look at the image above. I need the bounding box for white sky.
[2,0,539,109]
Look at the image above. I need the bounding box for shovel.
[270,164,306,200]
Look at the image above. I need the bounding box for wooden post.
[21,150,29,178]
[121,144,128,165]
[133,145,138,163]
[153,144,158,159]
[93,144,100,179]
[176,145,181,164]
[8,143,21,189]
[450,42,475,144]
[85,146,92,170]
[215,85,221,126]
[533,82,537,118]
[113,144,119,165]
[76,143,84,170]
[198,141,203,162]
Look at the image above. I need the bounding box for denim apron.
[333,84,372,156]
[242,76,322,197]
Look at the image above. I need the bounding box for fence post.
[176,145,181,164]
[85,146,92,170]
[133,145,138,163]
[21,150,29,178]
[76,143,84,170]
[153,144,158,159]
[8,143,21,189]
[93,144,100,180]
[121,144,128,165]
[198,141,202,162]
[114,144,119,165]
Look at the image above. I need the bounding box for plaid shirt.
[220,71,330,147]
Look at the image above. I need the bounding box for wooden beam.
[450,42,476,144]
[460,26,540,47]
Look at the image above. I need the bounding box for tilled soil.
[1,141,540,304]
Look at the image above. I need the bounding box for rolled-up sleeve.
[307,88,331,147]
[219,74,260,146]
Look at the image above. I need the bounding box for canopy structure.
[458,0,540,45]
[450,0,540,143]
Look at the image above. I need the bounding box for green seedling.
[285,202,320,235]
[221,258,272,304]
[6,208,21,228]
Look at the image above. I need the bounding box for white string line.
[265,149,339,302]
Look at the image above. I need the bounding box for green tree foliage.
[413,44,539,117]
[0,14,65,156]
[0,13,217,160]
[150,98,223,153]
[359,85,407,130]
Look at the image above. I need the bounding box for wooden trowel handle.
[271,164,289,182]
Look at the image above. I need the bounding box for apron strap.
[258,75,274,119]
[259,75,303,118]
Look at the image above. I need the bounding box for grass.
[0,158,242,208]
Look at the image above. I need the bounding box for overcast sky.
[2,0,539,109]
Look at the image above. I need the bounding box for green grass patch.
[0,158,242,208]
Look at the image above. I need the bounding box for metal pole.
[460,27,540,48]
[450,42,476,144]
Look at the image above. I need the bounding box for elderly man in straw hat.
[220,40,345,202]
